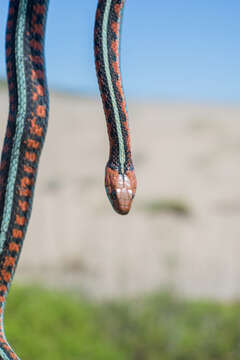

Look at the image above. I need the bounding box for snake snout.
[114,175,133,215]
[105,168,137,215]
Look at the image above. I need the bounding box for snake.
[0,0,136,359]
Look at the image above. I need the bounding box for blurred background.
[0,0,240,359]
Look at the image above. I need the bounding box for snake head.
[105,167,137,215]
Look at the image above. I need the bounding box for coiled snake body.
[0,0,136,358]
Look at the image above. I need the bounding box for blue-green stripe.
[102,0,125,173]
[0,0,27,358]
[0,0,28,257]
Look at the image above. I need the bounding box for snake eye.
[111,190,117,201]
[105,187,116,205]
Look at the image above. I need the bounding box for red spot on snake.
[0,161,6,171]
[25,151,37,162]
[12,229,22,239]
[112,61,118,73]
[19,188,31,197]
[30,118,43,137]
[18,200,28,212]
[33,4,45,14]
[29,39,42,51]
[111,40,118,57]
[1,270,11,282]
[9,243,20,253]
[6,48,11,57]
[36,85,44,96]
[0,285,7,293]
[111,22,118,34]
[15,215,25,226]
[7,20,13,30]
[114,4,121,17]
[36,105,46,118]
[21,177,31,188]
[27,139,40,149]
[3,144,9,154]
[4,257,16,268]
[31,69,44,80]
[9,7,14,15]
[32,92,38,101]
[24,165,35,174]
[30,55,43,65]
[32,23,43,36]
[31,69,37,80]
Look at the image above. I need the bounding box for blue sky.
[0,0,239,102]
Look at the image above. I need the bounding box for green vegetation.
[5,285,124,360]
[141,198,191,216]
[4,285,240,359]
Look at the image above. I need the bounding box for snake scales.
[0,0,136,358]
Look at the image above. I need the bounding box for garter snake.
[0,0,136,358]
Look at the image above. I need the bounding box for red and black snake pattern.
[95,0,137,215]
[0,0,136,358]
[0,1,49,358]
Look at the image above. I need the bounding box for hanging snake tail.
[0,0,49,358]
[94,0,137,215]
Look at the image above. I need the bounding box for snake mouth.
[105,167,136,215]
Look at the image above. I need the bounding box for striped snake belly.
[0,0,136,358]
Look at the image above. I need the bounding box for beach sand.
[0,89,240,300]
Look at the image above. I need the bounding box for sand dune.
[0,89,240,300]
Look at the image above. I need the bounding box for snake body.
[0,0,135,358]
[0,1,49,358]
[95,0,136,215]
